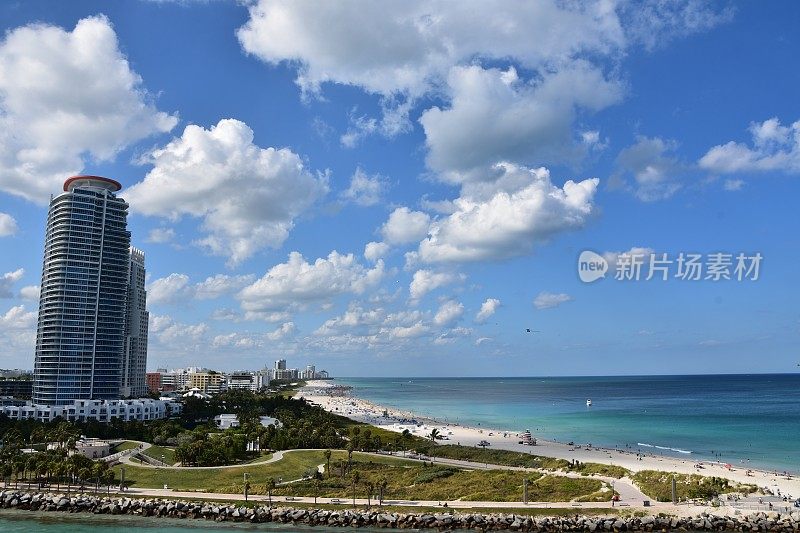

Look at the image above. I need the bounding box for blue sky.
[0,1,798,376]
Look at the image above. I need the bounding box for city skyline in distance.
[0,2,797,378]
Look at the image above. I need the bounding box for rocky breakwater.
[3,490,800,531]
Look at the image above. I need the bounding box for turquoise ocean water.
[0,511,362,533]
[333,374,800,473]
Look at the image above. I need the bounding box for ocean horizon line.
[333,371,800,379]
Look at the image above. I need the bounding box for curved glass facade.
[33,182,133,405]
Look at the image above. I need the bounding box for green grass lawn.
[273,458,608,503]
[115,450,331,492]
[111,441,139,453]
[631,471,758,502]
[141,445,176,465]
[412,444,629,479]
[114,448,608,503]
[237,451,275,465]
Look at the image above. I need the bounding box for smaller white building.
[213,413,282,430]
[76,438,112,459]
[260,415,281,428]
[214,413,239,429]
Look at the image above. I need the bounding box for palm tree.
[346,442,355,471]
[323,449,332,479]
[378,478,388,506]
[267,477,276,507]
[13,455,26,489]
[53,461,65,492]
[36,459,48,489]
[79,467,92,491]
[26,455,40,490]
[365,480,375,508]
[401,429,411,457]
[350,471,360,508]
[104,470,115,495]
[0,461,11,488]
[428,429,440,463]
[30,427,45,446]
[92,462,107,494]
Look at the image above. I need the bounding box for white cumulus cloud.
[0,305,36,357]
[0,213,18,237]
[126,119,328,265]
[147,273,191,305]
[341,167,387,206]
[236,1,629,99]
[434,299,464,326]
[533,292,573,310]
[238,251,385,314]
[236,1,726,152]
[420,63,622,178]
[148,272,255,305]
[0,15,177,203]
[699,117,800,175]
[364,241,390,263]
[0,269,24,299]
[381,207,431,245]
[615,136,682,201]
[212,333,262,350]
[146,227,176,244]
[417,164,598,263]
[0,305,36,330]
[602,246,655,272]
[19,285,40,301]
[475,298,500,323]
[267,321,296,341]
[149,314,209,346]
[409,269,464,301]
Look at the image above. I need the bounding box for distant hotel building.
[32,176,148,406]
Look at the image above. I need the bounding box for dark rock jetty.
[2,490,800,531]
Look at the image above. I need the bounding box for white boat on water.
[586,399,592,407]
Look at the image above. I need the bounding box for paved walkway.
[118,486,654,511]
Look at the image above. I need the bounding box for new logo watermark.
[578,251,608,283]
[578,250,762,283]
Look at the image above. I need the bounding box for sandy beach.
[298,380,800,503]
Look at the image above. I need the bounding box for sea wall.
[2,490,800,531]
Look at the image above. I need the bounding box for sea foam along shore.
[4,490,800,531]
[298,380,800,502]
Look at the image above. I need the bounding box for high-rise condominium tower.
[121,247,148,398]
[33,176,147,405]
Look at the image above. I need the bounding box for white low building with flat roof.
[0,398,182,423]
